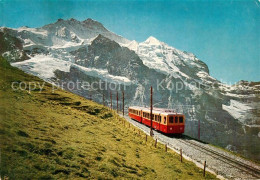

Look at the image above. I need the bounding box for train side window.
[159,116,161,122]
[175,116,178,123]
[164,117,166,124]
[169,116,173,123]
[179,116,183,123]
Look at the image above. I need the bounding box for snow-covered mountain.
[0,18,259,160]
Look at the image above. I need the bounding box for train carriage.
[128,106,185,134]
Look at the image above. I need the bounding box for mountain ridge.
[0,18,259,161]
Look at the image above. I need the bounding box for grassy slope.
[0,57,217,179]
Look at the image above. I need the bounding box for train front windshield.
[169,116,184,124]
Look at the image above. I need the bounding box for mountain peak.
[82,18,107,31]
[68,18,78,22]
[54,18,79,25]
[144,36,161,45]
[57,18,64,22]
[83,18,95,23]
[93,34,117,45]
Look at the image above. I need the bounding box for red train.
[128,106,185,134]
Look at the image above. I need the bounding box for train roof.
[129,106,183,115]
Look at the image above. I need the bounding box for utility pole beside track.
[110,91,112,110]
[117,91,118,113]
[103,93,105,106]
[150,86,153,136]
[122,91,125,116]
[198,119,200,140]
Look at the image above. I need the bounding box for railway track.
[176,138,260,178]
[154,132,260,179]
[121,114,260,179]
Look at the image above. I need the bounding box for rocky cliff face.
[1,18,259,160]
[0,30,29,62]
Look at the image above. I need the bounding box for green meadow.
[0,56,217,179]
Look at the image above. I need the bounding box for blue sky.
[1,0,259,83]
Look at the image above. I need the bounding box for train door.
[160,115,167,133]
[164,115,167,132]
[158,114,161,131]
[140,110,142,123]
